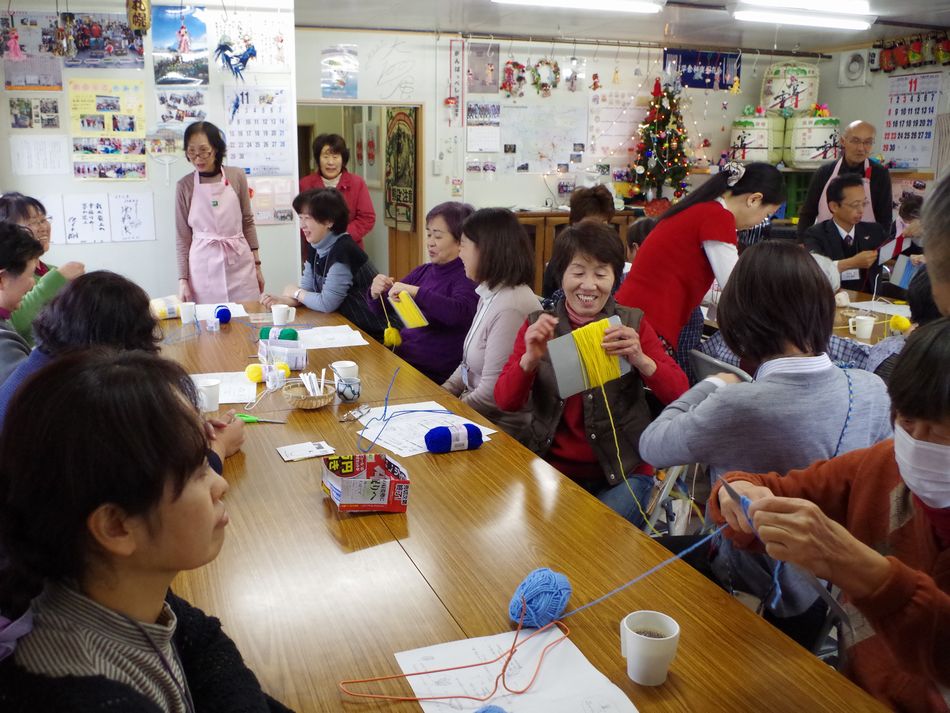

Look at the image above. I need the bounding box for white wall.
[1,0,298,298]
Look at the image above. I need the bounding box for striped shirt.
[15,582,190,713]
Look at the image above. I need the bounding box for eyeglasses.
[186,147,214,159]
[843,200,871,210]
[845,137,874,148]
[22,216,50,231]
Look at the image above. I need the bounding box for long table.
[166,307,887,712]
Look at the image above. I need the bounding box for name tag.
[211,200,219,207]
[841,268,860,282]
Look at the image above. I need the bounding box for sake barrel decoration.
[783,116,842,169]
[729,116,786,164]
[761,61,820,117]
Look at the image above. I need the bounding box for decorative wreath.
[530,58,561,93]
[500,59,527,98]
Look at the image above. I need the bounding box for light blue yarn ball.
[475,706,509,713]
[509,567,571,628]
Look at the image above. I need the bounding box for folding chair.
[689,349,753,383]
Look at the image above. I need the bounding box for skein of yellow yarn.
[890,315,912,333]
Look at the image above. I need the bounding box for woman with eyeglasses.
[0,193,85,346]
[175,121,263,304]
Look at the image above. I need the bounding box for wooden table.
[165,307,886,712]
[831,290,894,346]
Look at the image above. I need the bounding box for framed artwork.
[384,107,416,228]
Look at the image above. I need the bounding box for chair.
[642,463,707,536]
[689,349,753,383]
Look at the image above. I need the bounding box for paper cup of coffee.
[195,378,221,414]
[331,360,358,386]
[849,315,875,340]
[620,610,680,686]
[272,304,296,326]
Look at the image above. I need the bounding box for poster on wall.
[223,87,292,176]
[8,135,70,175]
[152,5,208,85]
[9,97,60,129]
[384,107,416,228]
[588,90,644,158]
[62,194,110,243]
[663,49,739,90]
[69,78,147,180]
[467,42,499,94]
[209,10,289,71]
[62,13,144,68]
[883,72,942,169]
[3,57,63,90]
[247,176,295,224]
[466,102,501,153]
[354,122,381,188]
[322,45,358,99]
[153,88,208,134]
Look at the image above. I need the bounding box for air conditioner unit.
[839,50,869,88]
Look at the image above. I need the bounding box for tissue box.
[258,339,308,371]
[321,454,410,513]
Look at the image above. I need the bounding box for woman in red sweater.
[495,220,688,527]
[299,133,375,252]
[711,318,950,713]
[614,162,784,355]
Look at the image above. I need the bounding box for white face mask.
[894,424,950,509]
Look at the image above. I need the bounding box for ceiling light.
[739,0,870,13]
[733,9,874,30]
[491,0,665,13]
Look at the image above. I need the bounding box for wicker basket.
[282,382,334,410]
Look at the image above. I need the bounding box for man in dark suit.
[802,174,887,292]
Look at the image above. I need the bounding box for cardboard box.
[322,454,410,513]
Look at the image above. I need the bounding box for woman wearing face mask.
[299,134,375,252]
[614,162,784,358]
[710,318,950,713]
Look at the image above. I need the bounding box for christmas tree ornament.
[729,76,740,94]
[531,58,560,97]
[590,73,602,90]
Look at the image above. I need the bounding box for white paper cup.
[849,315,875,340]
[179,302,196,323]
[620,610,680,686]
[196,379,221,414]
[272,304,296,325]
[331,360,358,385]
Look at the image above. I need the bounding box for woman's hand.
[255,265,265,292]
[260,292,295,307]
[371,274,395,300]
[748,496,891,598]
[520,313,558,373]
[179,278,194,302]
[205,409,246,458]
[58,261,85,280]
[603,325,656,377]
[389,281,419,301]
[716,479,774,535]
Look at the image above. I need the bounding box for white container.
[729,116,785,164]
[761,61,820,117]
[783,116,842,168]
[620,610,680,686]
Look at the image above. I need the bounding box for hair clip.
[723,161,746,187]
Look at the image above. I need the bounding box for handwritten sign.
[109,193,156,242]
[62,194,110,244]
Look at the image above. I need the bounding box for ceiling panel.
[298,0,950,53]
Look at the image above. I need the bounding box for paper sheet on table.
[296,325,369,349]
[848,301,911,319]
[395,627,637,713]
[195,303,250,321]
[357,400,496,457]
[191,372,256,404]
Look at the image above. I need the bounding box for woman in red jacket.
[299,133,375,252]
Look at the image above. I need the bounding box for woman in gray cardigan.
[443,209,539,438]
[639,241,892,641]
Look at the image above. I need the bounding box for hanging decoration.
[729,76,741,94]
[589,73,602,91]
[530,58,560,97]
[4,15,27,61]
[126,0,151,32]
[215,35,257,80]
[500,58,527,98]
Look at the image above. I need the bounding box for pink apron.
[816,158,875,224]
[187,169,259,303]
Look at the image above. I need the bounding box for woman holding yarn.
[711,318,950,713]
[494,220,688,527]
[176,121,264,304]
[365,201,478,384]
[614,161,784,357]
[0,351,290,712]
[443,208,539,437]
[261,188,387,341]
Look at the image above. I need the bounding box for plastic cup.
[620,610,680,686]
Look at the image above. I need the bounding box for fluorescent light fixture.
[733,9,874,30]
[491,0,665,13]
[739,0,869,13]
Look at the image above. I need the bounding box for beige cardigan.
[175,165,259,280]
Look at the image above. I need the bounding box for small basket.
[282,382,334,410]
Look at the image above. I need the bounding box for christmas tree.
[630,78,691,201]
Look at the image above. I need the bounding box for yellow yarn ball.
[384,326,402,349]
[275,361,291,378]
[890,315,912,333]
[245,363,264,383]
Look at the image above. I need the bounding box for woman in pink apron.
[175,121,263,304]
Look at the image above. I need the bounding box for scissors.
[235,413,287,424]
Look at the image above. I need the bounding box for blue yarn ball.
[509,567,571,628]
[475,706,509,713]
[214,305,232,324]
[424,423,483,453]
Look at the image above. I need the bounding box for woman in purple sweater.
[366,202,478,383]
